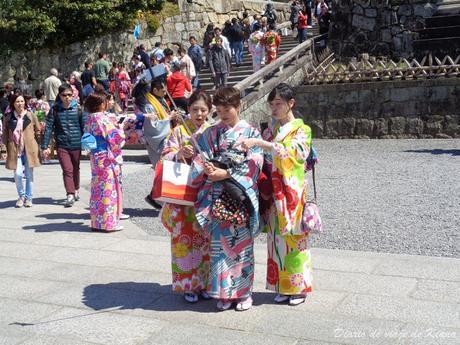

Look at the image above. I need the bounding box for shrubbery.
[0,0,167,52]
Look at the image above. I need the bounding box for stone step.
[426,14,460,27]
[436,1,460,15]
[413,35,460,57]
[418,25,460,39]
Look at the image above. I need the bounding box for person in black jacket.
[207,37,231,89]
[228,18,245,66]
[41,84,86,207]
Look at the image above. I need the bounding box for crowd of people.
[0,3,322,312]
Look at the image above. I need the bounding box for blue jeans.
[298,28,308,43]
[97,79,110,91]
[14,154,33,200]
[231,41,244,65]
[192,71,200,89]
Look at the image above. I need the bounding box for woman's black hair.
[267,83,295,102]
[268,83,295,102]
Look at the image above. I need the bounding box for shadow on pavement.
[31,197,65,205]
[122,207,159,218]
[35,212,89,220]
[0,177,14,183]
[82,282,279,313]
[0,200,16,208]
[23,221,91,233]
[404,149,460,156]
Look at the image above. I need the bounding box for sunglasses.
[60,93,73,97]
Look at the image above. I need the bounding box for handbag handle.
[311,163,317,201]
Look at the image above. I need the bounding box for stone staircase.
[199,32,317,92]
[413,0,460,57]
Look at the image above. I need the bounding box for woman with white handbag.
[237,83,314,306]
[160,90,212,303]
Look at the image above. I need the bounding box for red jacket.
[166,71,192,99]
[298,12,308,29]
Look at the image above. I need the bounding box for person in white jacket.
[213,27,232,58]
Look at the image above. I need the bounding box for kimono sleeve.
[227,127,263,190]
[101,117,126,152]
[162,126,181,161]
[272,126,311,173]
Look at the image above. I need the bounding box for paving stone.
[410,279,460,303]
[311,250,382,274]
[254,310,403,345]
[19,334,103,345]
[140,323,298,345]
[393,325,460,345]
[0,242,58,260]
[27,307,165,345]
[32,232,123,250]
[0,298,61,325]
[0,276,62,300]
[335,294,460,328]
[373,258,460,282]
[101,238,170,255]
[0,257,63,278]
[314,270,418,297]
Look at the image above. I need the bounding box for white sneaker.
[24,199,33,207]
[216,300,233,311]
[64,194,75,208]
[120,213,130,220]
[74,190,80,201]
[15,197,24,208]
[235,296,253,311]
[274,294,289,303]
[289,295,306,306]
[184,293,199,303]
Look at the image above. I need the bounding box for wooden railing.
[305,54,460,84]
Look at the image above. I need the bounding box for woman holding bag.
[237,83,313,306]
[160,90,212,303]
[190,87,263,311]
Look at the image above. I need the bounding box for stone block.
[355,119,374,137]
[342,117,356,136]
[325,119,341,138]
[352,15,376,31]
[365,8,378,17]
[444,115,459,136]
[175,23,185,32]
[389,116,406,135]
[424,120,443,136]
[353,5,364,15]
[398,4,412,17]
[374,118,388,137]
[185,21,201,31]
[381,28,392,42]
[406,118,424,136]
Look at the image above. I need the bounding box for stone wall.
[328,0,437,58]
[0,0,290,92]
[296,78,460,138]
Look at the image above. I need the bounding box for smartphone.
[117,116,126,124]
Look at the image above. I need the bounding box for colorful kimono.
[261,119,313,295]
[191,120,263,300]
[86,112,125,231]
[248,31,264,72]
[262,30,281,64]
[160,119,211,293]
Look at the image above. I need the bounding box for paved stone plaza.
[0,140,459,345]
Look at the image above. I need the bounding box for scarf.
[145,93,169,120]
[13,111,25,156]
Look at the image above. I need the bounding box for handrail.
[235,37,313,93]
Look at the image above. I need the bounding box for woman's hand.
[207,167,229,182]
[177,145,194,160]
[204,162,215,175]
[236,138,273,152]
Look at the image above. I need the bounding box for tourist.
[191,87,263,311]
[213,27,232,57]
[178,47,196,83]
[161,90,212,303]
[167,60,192,112]
[262,23,281,64]
[81,61,97,100]
[94,52,111,91]
[84,92,126,232]
[263,3,278,26]
[41,84,85,207]
[142,79,178,210]
[2,94,41,207]
[116,63,131,112]
[228,18,245,67]
[188,36,203,89]
[297,8,308,43]
[203,23,215,67]
[138,44,152,69]
[290,1,301,31]
[43,68,61,108]
[237,83,313,306]
[207,37,231,89]
[248,23,265,72]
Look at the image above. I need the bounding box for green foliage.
[145,1,180,34]
[0,0,167,52]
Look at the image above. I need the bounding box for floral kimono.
[248,30,264,72]
[261,119,313,295]
[262,30,281,64]
[86,112,125,231]
[160,118,211,293]
[191,120,263,300]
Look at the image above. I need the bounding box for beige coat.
[2,111,41,170]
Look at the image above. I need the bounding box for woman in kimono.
[237,83,313,306]
[248,23,264,72]
[191,87,263,311]
[262,23,281,65]
[160,90,212,303]
[84,92,126,232]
